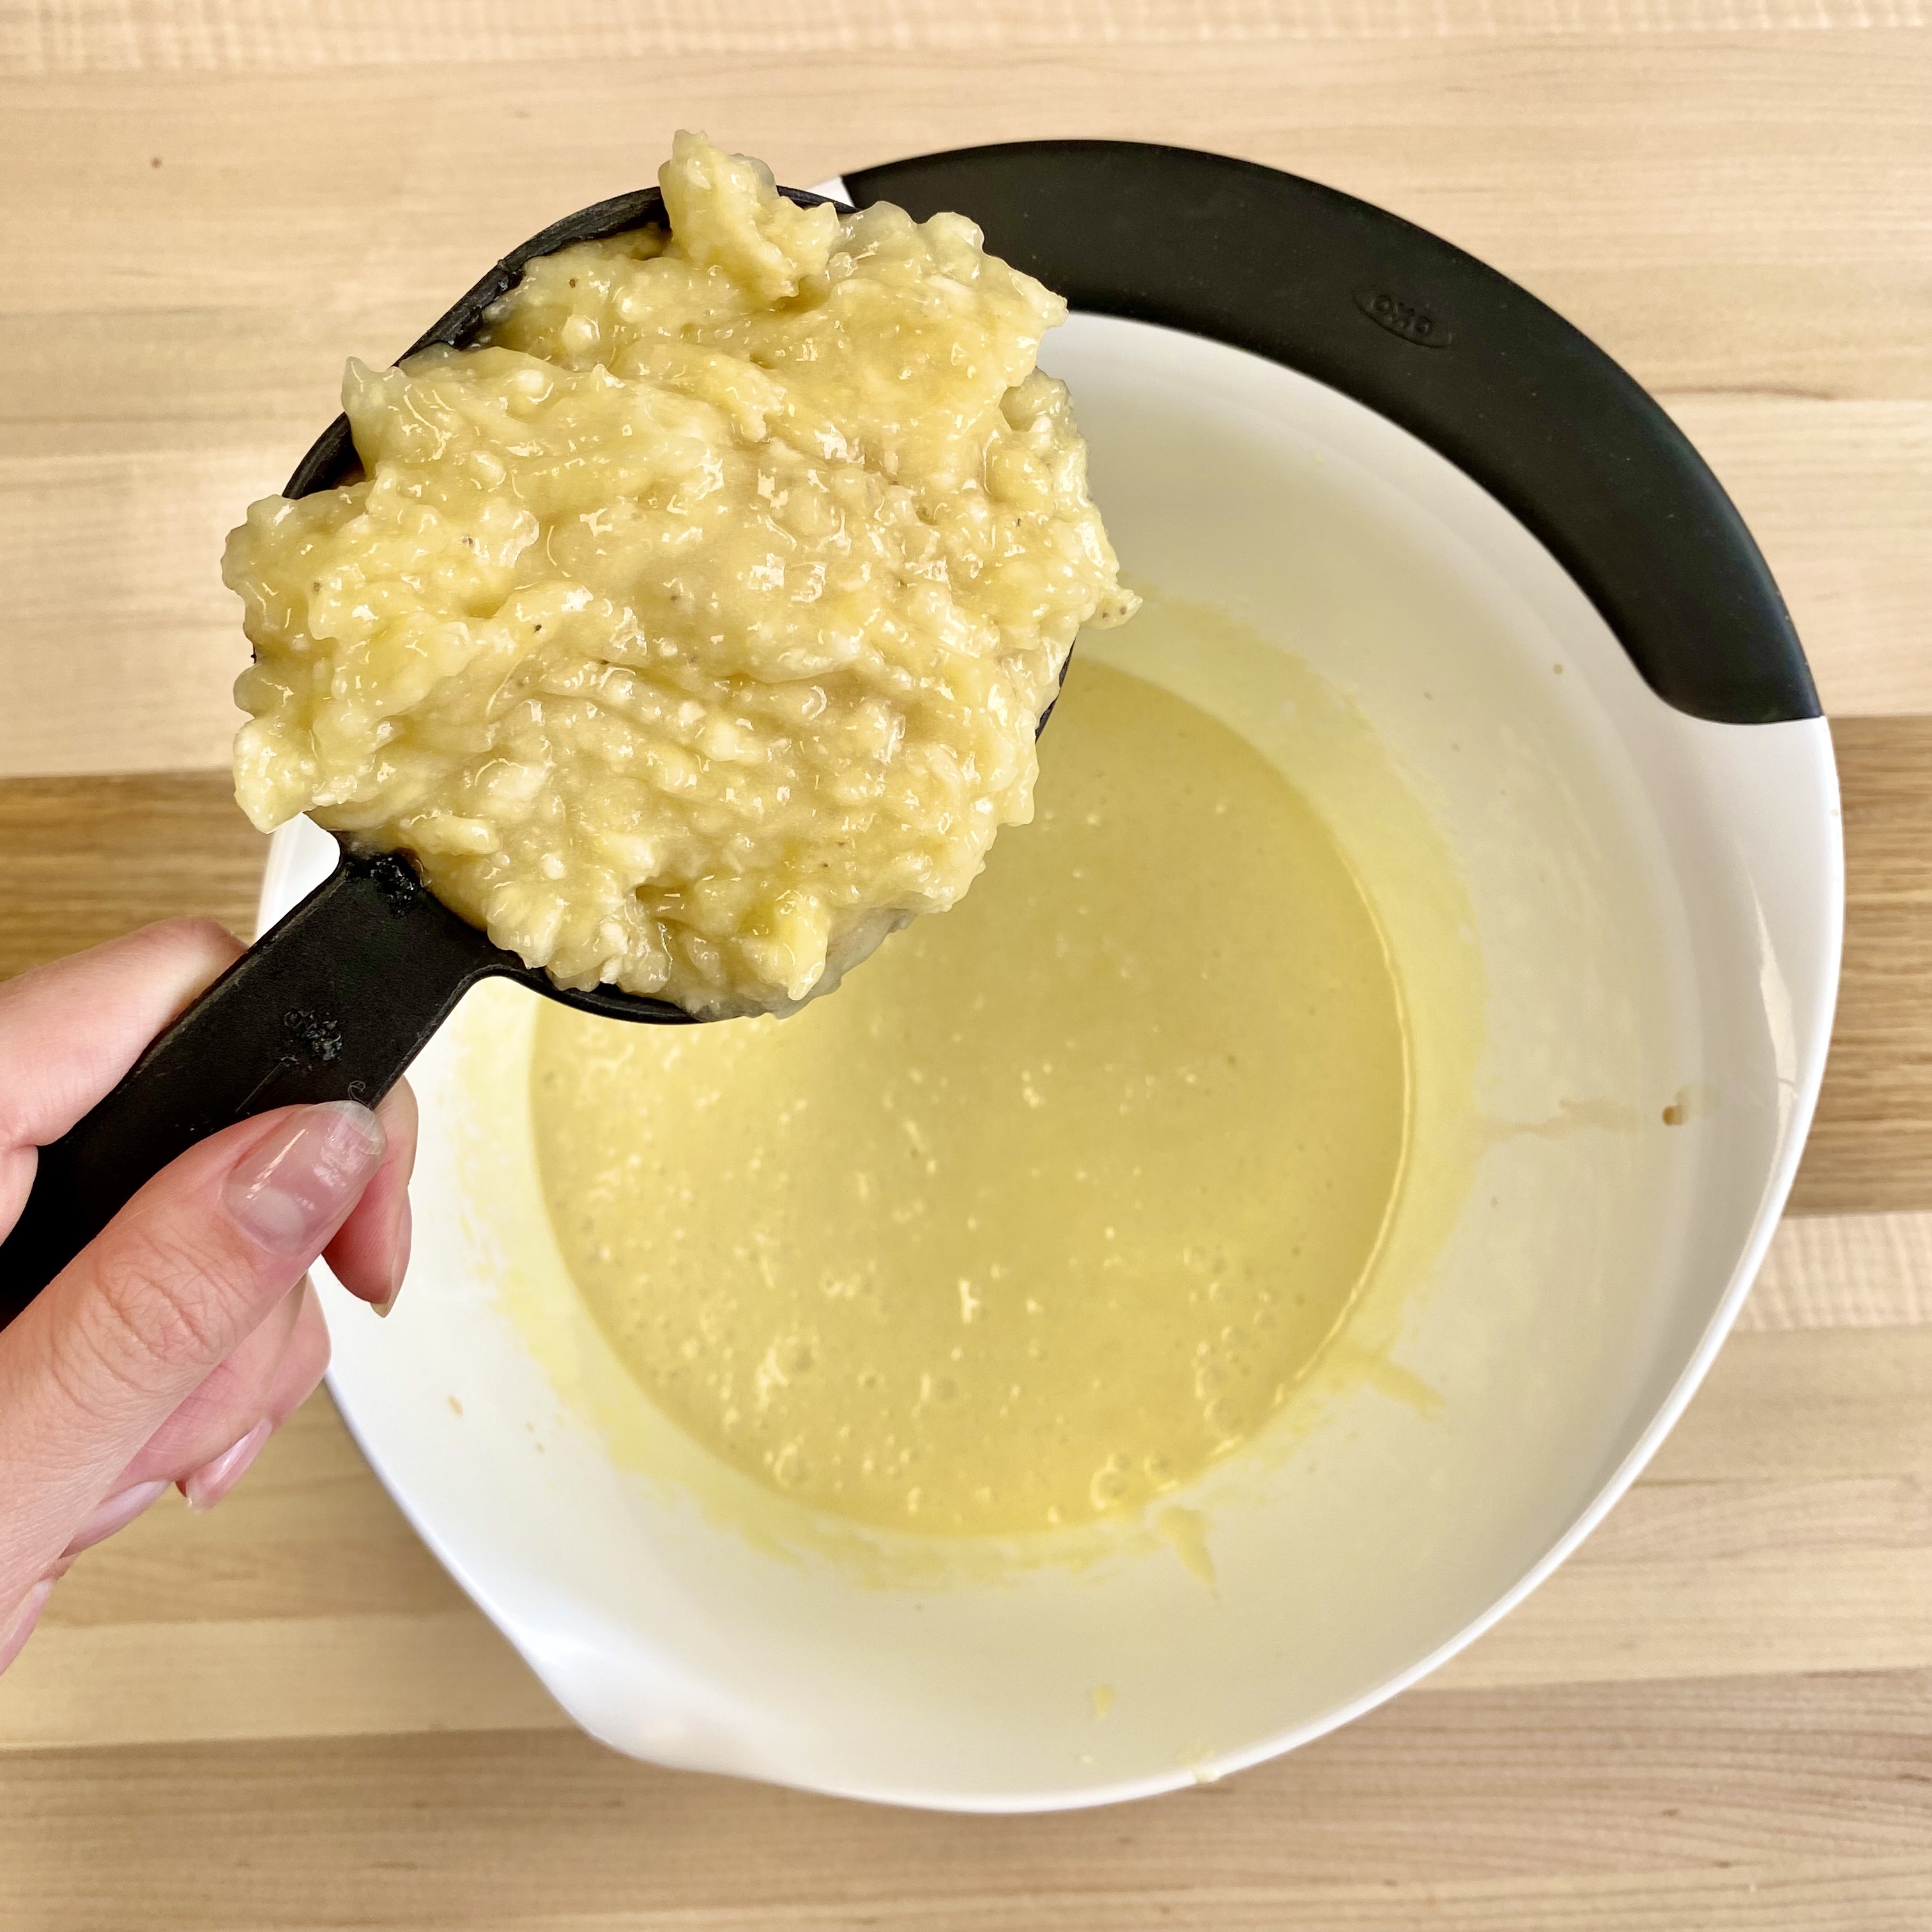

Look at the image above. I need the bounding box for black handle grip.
[0,847,495,1326]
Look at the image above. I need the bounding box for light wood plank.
[1744,1211,1932,1330]
[6,43,1924,337]
[0,445,268,778]
[1,1674,1927,1931]
[6,0,1932,74]
[1642,1326,1932,1484]
[1436,1546,1932,1690]
[0,1609,561,1752]
[0,770,261,980]
[1790,717,1932,1215]
[3,34,1931,771]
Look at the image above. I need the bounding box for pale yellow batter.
[531,659,1409,1535]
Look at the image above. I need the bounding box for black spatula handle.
[0,848,491,1326]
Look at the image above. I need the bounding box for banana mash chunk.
[225,133,1135,1015]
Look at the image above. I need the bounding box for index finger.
[0,919,243,1225]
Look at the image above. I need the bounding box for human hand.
[0,919,416,1672]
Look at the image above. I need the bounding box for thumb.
[0,1101,385,1588]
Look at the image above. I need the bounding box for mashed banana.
[225,134,1135,1015]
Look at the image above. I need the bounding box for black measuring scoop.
[0,183,857,1326]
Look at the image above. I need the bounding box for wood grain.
[0,771,263,981]
[2,26,1930,774]
[4,1676,1931,1932]
[9,0,1932,70]
[1791,717,1932,1215]
[1745,1211,1932,1328]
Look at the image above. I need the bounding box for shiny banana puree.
[532,660,1409,1535]
[224,134,1133,1017]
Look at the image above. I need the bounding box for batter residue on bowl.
[530,657,1409,1535]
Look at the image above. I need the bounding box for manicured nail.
[224,1103,385,1255]
[372,1192,411,1318]
[182,1419,274,1513]
[61,1479,171,1558]
[0,1579,54,1675]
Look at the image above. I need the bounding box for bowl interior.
[277,313,1838,1810]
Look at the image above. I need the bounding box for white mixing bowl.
[261,144,1840,1811]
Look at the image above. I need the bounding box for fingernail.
[372,1194,411,1318]
[61,1479,171,1558]
[224,1103,385,1255]
[181,1419,274,1513]
[0,1580,54,1675]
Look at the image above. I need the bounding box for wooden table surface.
[3,3,1929,1926]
